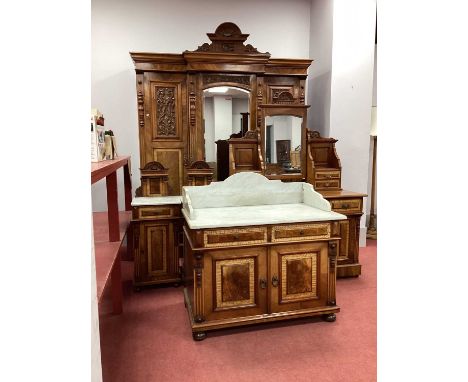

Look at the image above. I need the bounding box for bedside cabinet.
[320,190,367,277]
[131,197,183,288]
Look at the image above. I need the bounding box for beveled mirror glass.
[264,115,303,175]
[203,86,250,180]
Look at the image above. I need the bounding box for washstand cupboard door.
[202,247,268,321]
[135,221,177,283]
[269,242,328,313]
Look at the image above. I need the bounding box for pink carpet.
[99,240,376,382]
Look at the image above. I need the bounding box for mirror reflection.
[203,86,250,180]
[265,115,302,175]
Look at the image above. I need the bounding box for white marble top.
[131,196,182,206]
[183,203,346,229]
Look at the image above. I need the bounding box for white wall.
[91,0,311,211]
[307,0,334,136]
[328,0,376,245]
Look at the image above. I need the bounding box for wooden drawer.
[134,205,180,220]
[330,198,362,214]
[315,170,340,180]
[272,223,331,243]
[315,179,340,189]
[203,227,267,248]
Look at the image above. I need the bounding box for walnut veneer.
[184,222,340,340]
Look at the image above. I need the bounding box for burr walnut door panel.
[202,247,268,321]
[269,242,328,313]
[135,221,178,284]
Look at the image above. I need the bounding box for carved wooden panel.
[153,149,183,196]
[215,258,255,309]
[281,252,318,302]
[147,225,167,276]
[150,82,182,140]
[268,85,296,104]
[203,74,251,87]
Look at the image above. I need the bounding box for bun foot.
[192,332,207,341]
[322,313,336,322]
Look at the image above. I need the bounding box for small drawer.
[272,223,331,243]
[315,171,340,180]
[330,199,362,214]
[204,227,267,248]
[315,179,340,189]
[135,206,179,220]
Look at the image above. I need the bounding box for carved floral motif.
[156,87,176,136]
[203,74,250,86]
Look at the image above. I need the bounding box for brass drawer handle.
[259,278,267,289]
[272,275,279,287]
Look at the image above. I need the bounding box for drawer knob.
[233,235,240,240]
[327,175,332,179]
[325,182,330,187]
[272,275,279,287]
[299,230,304,235]
[259,278,267,289]
[342,204,349,209]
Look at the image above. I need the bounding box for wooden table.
[91,156,132,314]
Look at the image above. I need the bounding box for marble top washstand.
[131,196,182,206]
[182,172,346,229]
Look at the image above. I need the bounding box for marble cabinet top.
[183,203,346,229]
[131,196,182,206]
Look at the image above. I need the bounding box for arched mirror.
[264,115,303,176]
[203,86,250,181]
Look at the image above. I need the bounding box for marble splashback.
[182,172,331,220]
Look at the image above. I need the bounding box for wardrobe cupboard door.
[143,73,187,195]
[269,242,328,313]
[201,247,268,321]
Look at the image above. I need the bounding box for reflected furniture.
[182,173,346,340]
[91,156,133,314]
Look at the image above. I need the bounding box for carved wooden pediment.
[141,161,167,172]
[192,22,269,55]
